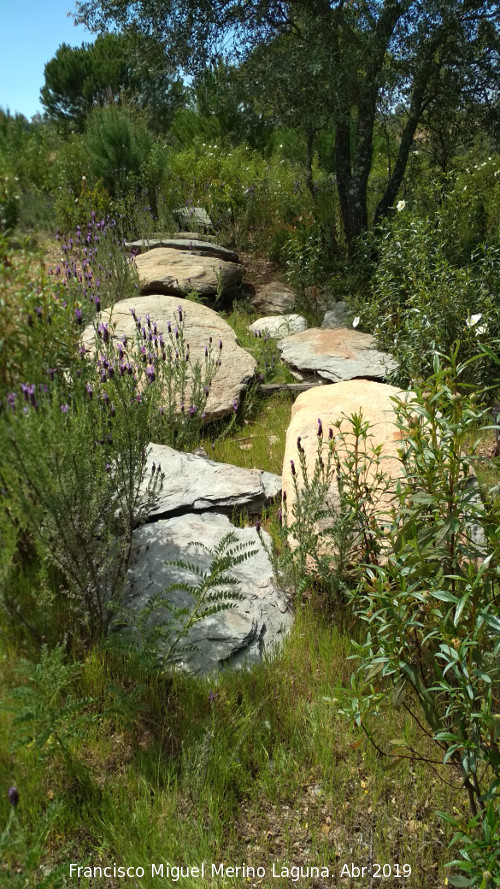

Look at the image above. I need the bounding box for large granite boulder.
[143,443,281,519]
[122,513,292,674]
[282,381,407,545]
[248,314,308,339]
[252,281,297,315]
[134,248,244,299]
[126,238,239,264]
[82,294,256,421]
[277,328,397,382]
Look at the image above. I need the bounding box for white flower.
[396,200,406,211]
[352,316,360,328]
[466,313,483,328]
[475,324,487,336]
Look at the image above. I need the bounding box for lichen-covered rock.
[252,281,297,315]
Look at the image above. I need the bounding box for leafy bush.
[352,207,500,390]
[339,352,500,886]
[84,105,153,200]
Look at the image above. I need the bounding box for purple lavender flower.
[317,418,323,438]
[219,339,223,350]
[146,365,156,383]
[189,404,197,417]
[208,690,218,703]
[328,427,333,441]
[177,306,183,322]
[94,296,101,312]
[105,464,112,473]
[60,404,69,414]
[145,313,151,328]
[86,383,93,399]
[290,460,296,477]
[8,787,19,807]
[34,306,42,319]
[278,508,283,525]
[255,519,261,532]
[75,308,82,325]
[6,392,16,410]
[45,368,57,381]
[297,436,303,453]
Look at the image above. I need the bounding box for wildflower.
[60,404,69,414]
[396,200,406,211]
[105,464,112,473]
[146,365,156,383]
[86,383,93,399]
[45,368,57,381]
[208,690,218,704]
[290,459,296,477]
[6,392,16,410]
[219,339,223,350]
[94,296,101,312]
[297,436,303,453]
[278,508,283,525]
[352,316,360,328]
[466,313,483,328]
[317,418,323,438]
[189,404,197,417]
[8,787,19,807]
[328,427,333,440]
[177,306,183,322]
[75,308,82,325]
[233,400,238,412]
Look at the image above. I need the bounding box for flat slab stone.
[126,239,239,264]
[282,380,407,549]
[321,303,348,329]
[134,248,244,299]
[248,314,308,339]
[143,443,281,519]
[82,294,256,421]
[277,328,397,382]
[252,281,297,315]
[122,513,292,675]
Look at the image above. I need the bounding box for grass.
[1,607,458,888]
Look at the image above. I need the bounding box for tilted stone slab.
[126,239,239,264]
[82,294,256,421]
[122,513,292,675]
[248,314,308,339]
[134,248,244,299]
[142,442,281,519]
[277,328,397,382]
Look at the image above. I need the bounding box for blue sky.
[0,0,93,119]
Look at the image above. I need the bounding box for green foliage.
[41,32,186,133]
[84,105,153,200]
[1,236,221,643]
[352,204,500,389]
[110,532,254,675]
[339,352,500,882]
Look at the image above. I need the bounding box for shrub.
[352,208,500,391]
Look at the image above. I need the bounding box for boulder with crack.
[122,513,292,675]
[142,443,281,520]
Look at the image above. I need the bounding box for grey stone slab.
[143,443,281,519]
[126,238,239,263]
[278,328,397,382]
[135,248,244,299]
[248,314,308,339]
[122,513,292,675]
